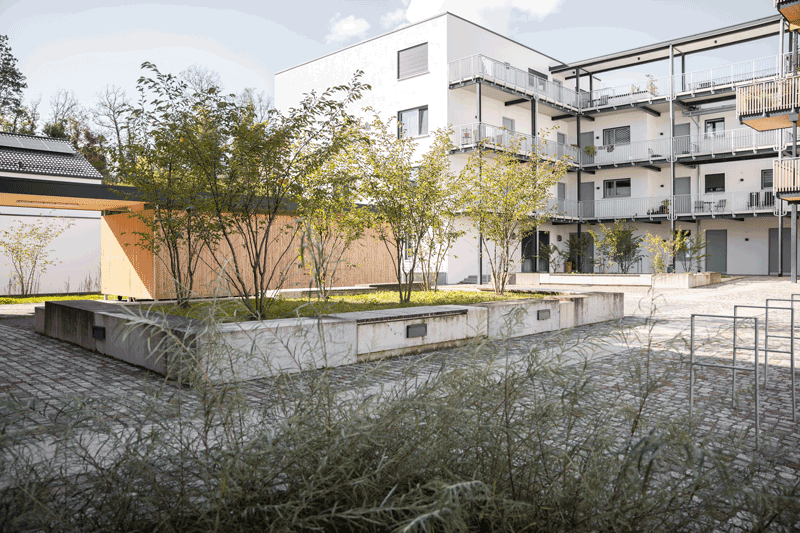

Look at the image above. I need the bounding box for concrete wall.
[38,292,624,382]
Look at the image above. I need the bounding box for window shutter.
[398,43,428,79]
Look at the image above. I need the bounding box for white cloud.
[325,13,371,44]
[396,0,563,31]
[381,8,407,29]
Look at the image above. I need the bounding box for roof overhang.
[551,15,783,79]
[0,177,143,211]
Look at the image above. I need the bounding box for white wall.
[0,209,100,295]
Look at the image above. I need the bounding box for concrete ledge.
[513,272,721,288]
[39,292,624,382]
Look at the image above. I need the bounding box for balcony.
[575,191,779,222]
[737,76,800,131]
[448,55,583,111]
[774,157,800,201]
[776,0,800,26]
[674,128,787,161]
[577,137,671,167]
[450,123,578,162]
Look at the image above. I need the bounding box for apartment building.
[276,10,791,283]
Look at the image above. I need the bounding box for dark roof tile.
[0,132,103,180]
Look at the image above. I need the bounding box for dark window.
[528,68,548,87]
[398,43,428,79]
[604,178,631,198]
[762,169,774,189]
[705,173,725,193]
[603,126,631,146]
[705,118,724,136]
[398,106,428,138]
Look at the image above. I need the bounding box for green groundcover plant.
[1,293,799,532]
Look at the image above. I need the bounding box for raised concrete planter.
[512,272,721,289]
[37,292,623,382]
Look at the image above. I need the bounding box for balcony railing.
[674,127,787,159]
[448,55,584,110]
[577,191,778,220]
[450,122,578,161]
[576,128,785,168]
[450,53,789,113]
[775,157,800,194]
[546,198,580,219]
[737,75,800,117]
[578,137,672,166]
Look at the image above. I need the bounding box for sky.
[0,0,783,121]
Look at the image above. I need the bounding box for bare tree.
[237,88,272,123]
[181,65,223,96]
[93,85,129,159]
[48,89,83,127]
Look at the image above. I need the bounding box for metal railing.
[674,127,785,159]
[450,122,578,161]
[577,191,778,220]
[578,137,672,166]
[450,53,791,113]
[737,74,800,117]
[775,157,800,193]
[546,198,580,219]
[448,55,584,110]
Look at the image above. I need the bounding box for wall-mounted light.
[660,184,664,188]
[557,235,562,242]
[745,238,750,241]
[740,178,744,182]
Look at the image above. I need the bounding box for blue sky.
[0,0,779,115]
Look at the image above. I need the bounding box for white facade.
[276,12,790,280]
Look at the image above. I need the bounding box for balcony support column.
[670,44,676,271]
[477,80,483,285]
[576,68,582,272]
[781,20,786,77]
[794,120,798,284]
[530,98,537,139]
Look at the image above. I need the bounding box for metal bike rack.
[764,298,800,420]
[734,303,795,422]
[690,314,760,449]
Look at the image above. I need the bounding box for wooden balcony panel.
[741,115,798,132]
[778,1,800,25]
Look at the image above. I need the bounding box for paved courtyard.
[2,276,800,529]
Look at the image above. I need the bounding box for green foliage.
[0,294,102,305]
[361,114,456,303]
[589,221,644,274]
[2,296,798,531]
[0,218,72,296]
[676,230,708,273]
[123,63,368,315]
[537,243,564,273]
[643,230,686,274]
[160,289,548,322]
[564,233,592,273]
[463,132,568,293]
[0,35,27,125]
[296,124,372,300]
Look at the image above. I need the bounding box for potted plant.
[583,145,597,157]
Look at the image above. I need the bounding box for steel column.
[670,45,676,271]
[576,69,582,272]
[477,80,483,285]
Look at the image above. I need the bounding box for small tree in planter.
[537,243,564,273]
[644,230,687,273]
[679,232,709,273]
[566,233,592,273]
[463,135,568,294]
[588,224,614,274]
[609,222,644,274]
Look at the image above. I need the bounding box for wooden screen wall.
[102,211,398,300]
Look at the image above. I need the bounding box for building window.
[602,126,630,146]
[705,118,724,136]
[762,169,774,189]
[604,178,631,198]
[705,173,725,193]
[398,106,428,138]
[528,68,548,89]
[502,117,515,132]
[398,43,428,79]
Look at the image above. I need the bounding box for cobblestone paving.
[3,276,800,529]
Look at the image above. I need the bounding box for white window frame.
[398,106,429,138]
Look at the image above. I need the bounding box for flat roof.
[551,14,783,78]
[0,177,142,211]
[276,12,566,76]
